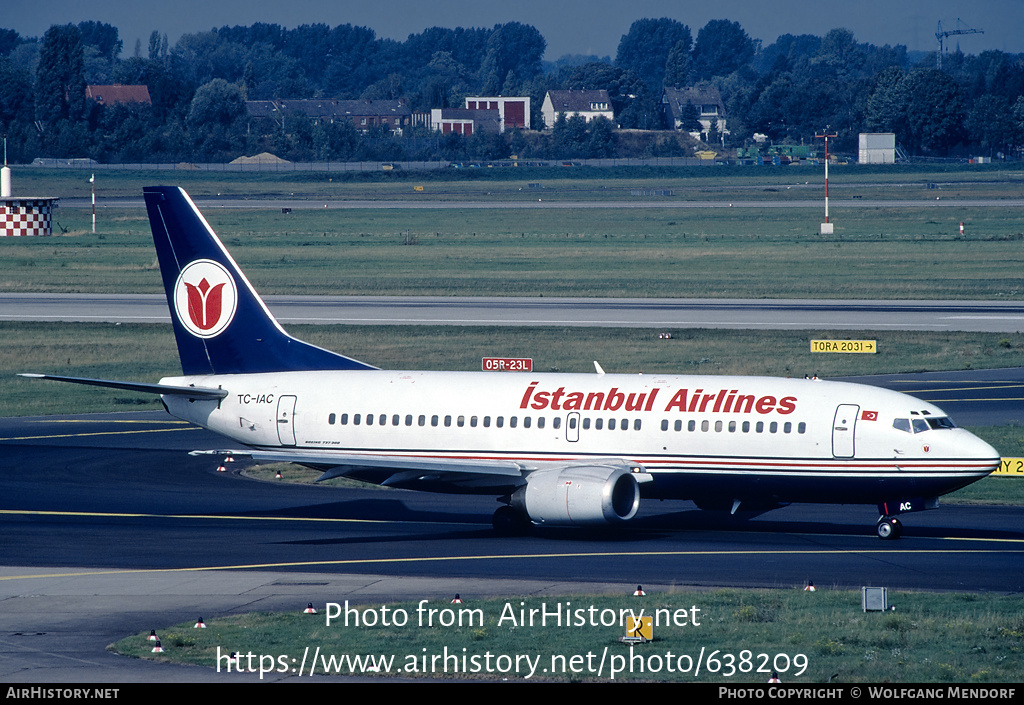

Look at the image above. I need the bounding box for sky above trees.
[4,0,1022,60]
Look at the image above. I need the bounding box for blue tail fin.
[143,186,376,375]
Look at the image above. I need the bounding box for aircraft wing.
[192,448,528,493]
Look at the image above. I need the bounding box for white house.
[541,90,614,129]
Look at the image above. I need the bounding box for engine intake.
[511,465,641,526]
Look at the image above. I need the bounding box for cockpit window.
[894,416,956,433]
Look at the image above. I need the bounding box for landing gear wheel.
[876,516,902,540]
[492,505,531,536]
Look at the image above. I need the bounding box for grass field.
[3,164,1024,298]
[8,321,1024,413]
[3,204,1024,298]
[112,589,1024,682]
[11,162,1024,199]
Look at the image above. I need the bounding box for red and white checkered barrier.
[2,199,56,237]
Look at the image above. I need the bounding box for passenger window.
[595,418,603,430]
[661,419,668,431]
[770,422,778,433]
[674,420,682,432]
[742,421,750,433]
[798,422,806,434]
[470,416,478,427]
[634,419,641,431]
[328,413,336,425]
[701,420,709,432]
[728,421,736,432]
[418,415,426,426]
[524,417,531,428]
[714,420,723,432]
[457,415,465,427]
[405,415,413,426]
[341,413,349,425]
[537,417,545,429]
[553,417,561,429]
[392,415,400,426]
[444,415,452,427]
[608,418,616,430]
[431,415,438,427]
[354,414,361,425]
[688,420,696,432]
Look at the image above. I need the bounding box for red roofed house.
[86,85,152,106]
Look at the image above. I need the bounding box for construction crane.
[936,19,983,69]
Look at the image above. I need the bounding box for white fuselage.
[161,370,999,506]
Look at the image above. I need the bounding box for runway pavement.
[5,293,1024,332]
[59,197,1024,210]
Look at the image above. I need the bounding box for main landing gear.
[876,516,902,540]
[492,505,531,537]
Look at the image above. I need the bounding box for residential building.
[464,96,531,130]
[245,99,412,133]
[662,87,727,137]
[541,90,613,129]
[429,108,501,136]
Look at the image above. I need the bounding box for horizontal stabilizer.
[19,373,228,400]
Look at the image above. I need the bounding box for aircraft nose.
[960,430,1000,464]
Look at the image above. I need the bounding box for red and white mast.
[815,130,837,234]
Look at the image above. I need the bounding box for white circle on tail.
[173,259,238,338]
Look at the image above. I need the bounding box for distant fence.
[26,156,714,172]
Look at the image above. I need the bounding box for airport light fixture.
[815,130,837,235]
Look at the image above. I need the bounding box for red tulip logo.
[173,260,237,338]
[185,277,225,331]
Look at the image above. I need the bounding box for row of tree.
[0,18,1023,163]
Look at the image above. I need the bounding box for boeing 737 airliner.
[24,186,1000,539]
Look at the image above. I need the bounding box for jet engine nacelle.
[511,465,641,526]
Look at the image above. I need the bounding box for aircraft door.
[566,412,580,442]
[832,404,859,458]
[277,395,297,446]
